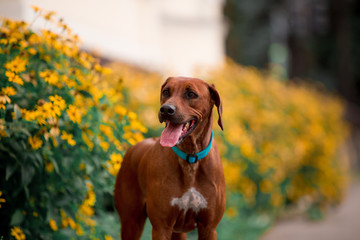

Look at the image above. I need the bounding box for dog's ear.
[160,77,172,101]
[161,77,171,91]
[209,84,224,130]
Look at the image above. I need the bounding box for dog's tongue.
[160,121,183,147]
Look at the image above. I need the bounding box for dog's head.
[158,77,223,147]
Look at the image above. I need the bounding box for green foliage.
[0,10,145,240]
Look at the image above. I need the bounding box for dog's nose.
[160,104,176,116]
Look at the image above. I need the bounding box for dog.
[114,77,225,240]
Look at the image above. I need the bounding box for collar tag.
[171,131,213,164]
[186,154,199,164]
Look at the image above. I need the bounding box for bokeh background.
[0,0,359,239]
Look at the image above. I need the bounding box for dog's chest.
[170,187,207,214]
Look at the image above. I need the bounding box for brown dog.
[114,77,225,240]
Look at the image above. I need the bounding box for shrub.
[208,61,348,212]
[0,8,145,239]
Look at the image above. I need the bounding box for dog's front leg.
[197,225,217,240]
[152,227,173,240]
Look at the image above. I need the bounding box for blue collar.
[171,131,213,164]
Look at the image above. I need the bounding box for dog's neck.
[175,113,213,187]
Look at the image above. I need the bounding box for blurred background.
[0,0,359,239]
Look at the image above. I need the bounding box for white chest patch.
[170,187,207,214]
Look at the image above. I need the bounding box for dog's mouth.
[160,118,197,147]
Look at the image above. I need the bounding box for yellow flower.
[51,136,58,147]
[100,124,113,139]
[31,5,41,12]
[82,131,94,150]
[28,135,43,150]
[10,226,25,240]
[240,139,255,159]
[45,162,54,173]
[67,217,76,229]
[110,153,122,164]
[225,207,238,218]
[79,163,86,170]
[105,235,114,240]
[27,48,37,55]
[259,179,274,193]
[50,127,60,137]
[36,102,62,120]
[0,94,11,110]
[49,219,58,231]
[75,223,83,236]
[83,217,96,227]
[100,141,109,151]
[123,130,136,145]
[79,204,94,217]
[43,11,56,21]
[86,182,93,190]
[67,105,82,124]
[76,190,94,219]
[238,177,257,203]
[270,192,283,207]
[49,95,66,110]
[114,105,127,117]
[0,119,7,138]
[60,209,67,218]
[39,70,59,85]
[1,86,17,96]
[33,211,39,217]
[22,109,37,121]
[28,34,41,44]
[222,160,243,188]
[130,120,147,133]
[0,39,8,45]
[0,191,6,208]
[85,189,96,206]
[128,111,137,120]
[0,129,7,138]
[19,40,28,49]
[61,218,68,228]
[5,71,23,85]
[4,56,28,73]
[61,131,76,146]
[105,153,123,176]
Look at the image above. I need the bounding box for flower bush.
[107,61,349,239]
[0,6,349,240]
[0,8,146,239]
[208,61,349,238]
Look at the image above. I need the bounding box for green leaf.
[18,127,31,137]
[9,140,23,153]
[78,90,93,98]
[14,104,22,119]
[10,209,25,225]
[56,195,72,207]
[0,143,18,160]
[24,185,30,200]
[48,156,59,174]
[21,164,35,187]
[34,152,43,166]
[6,162,18,181]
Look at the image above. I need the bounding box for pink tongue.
[160,121,183,147]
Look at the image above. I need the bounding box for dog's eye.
[186,91,198,99]
[162,89,170,97]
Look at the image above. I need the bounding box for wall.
[0,0,225,76]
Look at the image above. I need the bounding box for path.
[261,183,360,240]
